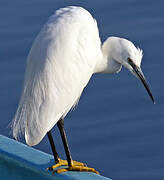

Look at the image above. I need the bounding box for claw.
[47,158,99,174]
[53,165,99,174]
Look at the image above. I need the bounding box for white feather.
[12,6,145,146]
[12,6,102,146]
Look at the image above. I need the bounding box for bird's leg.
[47,130,60,164]
[46,124,84,171]
[57,118,72,166]
[47,130,65,170]
[52,118,99,174]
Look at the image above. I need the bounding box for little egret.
[12,6,155,174]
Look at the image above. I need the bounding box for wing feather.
[12,6,102,146]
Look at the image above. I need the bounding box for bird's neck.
[94,40,122,74]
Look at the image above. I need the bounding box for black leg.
[47,130,60,164]
[57,118,72,166]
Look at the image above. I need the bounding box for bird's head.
[104,37,155,103]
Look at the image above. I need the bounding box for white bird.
[12,6,154,174]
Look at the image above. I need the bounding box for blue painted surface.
[0,135,112,180]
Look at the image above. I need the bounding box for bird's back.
[12,6,102,146]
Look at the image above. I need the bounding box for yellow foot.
[47,158,99,174]
[55,165,99,174]
[47,159,87,171]
[47,158,86,171]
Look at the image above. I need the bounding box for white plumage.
[12,6,154,146]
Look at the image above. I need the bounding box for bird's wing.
[12,6,102,146]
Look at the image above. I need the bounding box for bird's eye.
[127,57,132,63]
[127,57,134,66]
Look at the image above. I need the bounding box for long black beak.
[128,58,155,104]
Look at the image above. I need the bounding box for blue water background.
[0,1,163,179]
